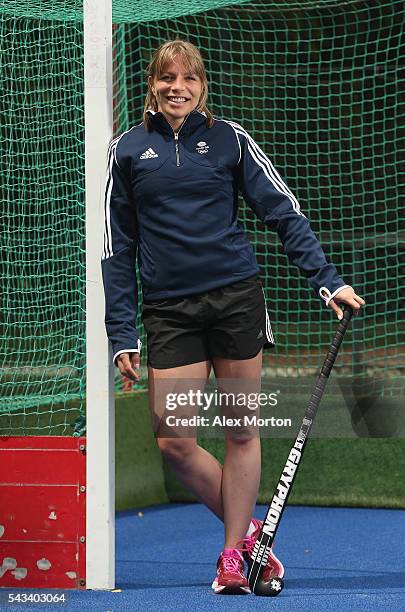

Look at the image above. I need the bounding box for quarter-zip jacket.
[102,110,350,363]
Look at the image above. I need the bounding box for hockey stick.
[248,305,353,596]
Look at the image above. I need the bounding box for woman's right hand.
[116,352,140,382]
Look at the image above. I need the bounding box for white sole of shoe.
[211,579,251,594]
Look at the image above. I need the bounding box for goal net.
[0,0,403,435]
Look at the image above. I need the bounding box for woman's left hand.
[329,287,365,320]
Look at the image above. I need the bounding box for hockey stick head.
[252,574,284,597]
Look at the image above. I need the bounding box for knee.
[225,432,260,447]
[156,438,197,465]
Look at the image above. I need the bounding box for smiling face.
[149,56,203,132]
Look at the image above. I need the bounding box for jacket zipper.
[173,115,189,167]
[174,132,180,167]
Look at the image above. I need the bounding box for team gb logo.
[196,141,209,154]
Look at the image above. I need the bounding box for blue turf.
[4,504,405,611]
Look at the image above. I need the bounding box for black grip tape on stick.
[248,306,353,596]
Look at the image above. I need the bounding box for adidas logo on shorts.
[140,148,159,159]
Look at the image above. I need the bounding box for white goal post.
[84,0,115,590]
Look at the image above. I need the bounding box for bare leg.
[149,361,224,519]
[212,351,262,548]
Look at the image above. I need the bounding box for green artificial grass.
[165,437,405,509]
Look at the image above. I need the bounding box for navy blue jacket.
[102,110,350,363]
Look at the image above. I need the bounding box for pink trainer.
[242,518,285,580]
[211,548,251,595]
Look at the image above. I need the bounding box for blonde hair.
[143,40,214,130]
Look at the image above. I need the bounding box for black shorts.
[141,274,275,369]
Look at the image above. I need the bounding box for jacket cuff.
[113,338,142,366]
[319,285,352,306]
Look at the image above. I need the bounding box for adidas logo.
[140,148,158,159]
[257,329,263,339]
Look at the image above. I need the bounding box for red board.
[0,436,86,590]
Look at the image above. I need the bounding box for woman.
[102,39,364,594]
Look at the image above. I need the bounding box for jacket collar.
[146,109,208,136]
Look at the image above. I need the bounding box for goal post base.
[0,436,86,589]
